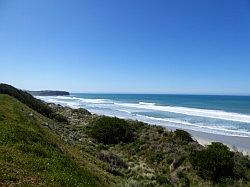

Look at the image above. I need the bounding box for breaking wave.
[115,102,250,123]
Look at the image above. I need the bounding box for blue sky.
[0,0,250,94]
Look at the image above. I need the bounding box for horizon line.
[70,92,250,97]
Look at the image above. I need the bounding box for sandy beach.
[191,131,250,155]
[164,125,250,155]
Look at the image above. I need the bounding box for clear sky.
[0,0,250,94]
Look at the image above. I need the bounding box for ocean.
[37,94,250,138]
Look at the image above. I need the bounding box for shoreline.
[152,124,250,155]
[87,109,250,155]
[42,97,250,155]
[92,110,250,155]
[187,129,250,155]
[144,124,250,155]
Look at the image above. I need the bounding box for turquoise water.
[37,94,250,137]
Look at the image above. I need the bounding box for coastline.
[44,97,250,155]
[109,116,249,155]
[1,84,250,186]
[141,123,250,155]
[85,108,250,155]
[188,130,250,155]
[144,122,250,155]
[155,125,250,155]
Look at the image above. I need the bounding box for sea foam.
[115,102,250,123]
[134,114,250,137]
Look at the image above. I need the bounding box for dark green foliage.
[233,152,250,180]
[177,171,190,187]
[87,116,135,144]
[190,142,235,182]
[156,174,171,185]
[174,129,193,142]
[0,83,67,122]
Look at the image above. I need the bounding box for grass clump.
[87,116,135,144]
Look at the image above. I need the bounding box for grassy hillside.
[0,84,67,122]
[0,94,118,186]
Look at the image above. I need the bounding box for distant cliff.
[27,90,70,96]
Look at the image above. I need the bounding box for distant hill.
[26,90,70,96]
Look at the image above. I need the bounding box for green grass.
[0,94,117,186]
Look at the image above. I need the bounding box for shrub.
[177,171,190,187]
[190,142,234,182]
[233,152,250,180]
[174,129,193,142]
[87,116,135,144]
[156,174,171,185]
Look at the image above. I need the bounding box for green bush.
[174,129,193,142]
[233,152,250,180]
[177,171,190,187]
[87,116,135,144]
[190,142,235,182]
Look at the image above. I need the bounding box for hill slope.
[0,84,67,122]
[0,94,117,186]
